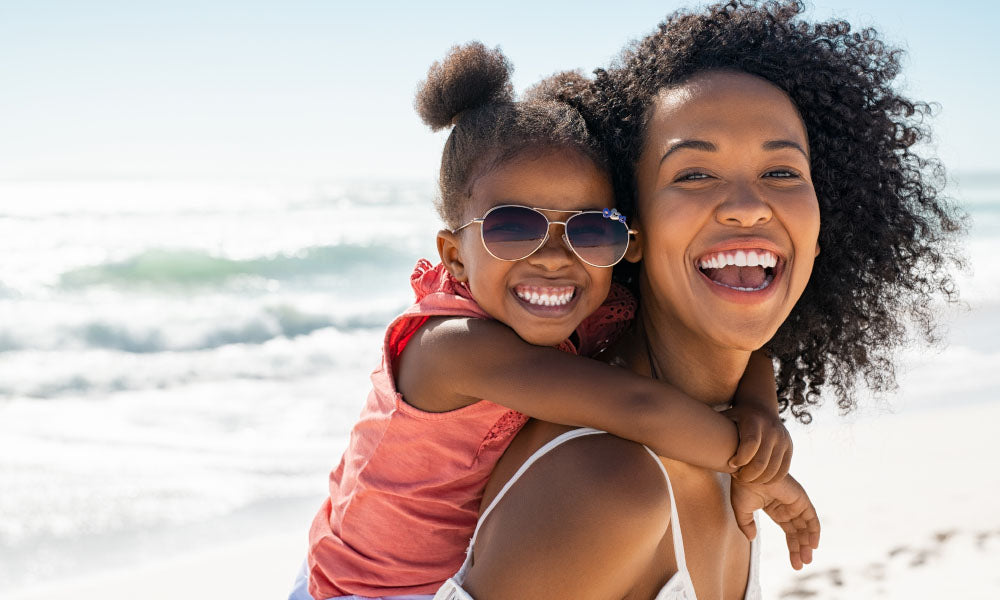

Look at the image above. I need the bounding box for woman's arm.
[460,434,670,600]
[397,317,740,473]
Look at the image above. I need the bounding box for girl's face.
[439,150,615,346]
[630,71,820,351]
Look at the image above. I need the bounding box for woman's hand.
[730,473,820,570]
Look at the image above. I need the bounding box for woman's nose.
[715,184,774,227]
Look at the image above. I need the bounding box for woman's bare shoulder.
[464,433,671,599]
[539,433,671,513]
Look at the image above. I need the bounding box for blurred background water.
[0,178,442,589]
[0,173,996,592]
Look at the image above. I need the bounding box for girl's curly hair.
[557,1,966,422]
[414,43,609,228]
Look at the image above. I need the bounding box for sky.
[1,0,997,182]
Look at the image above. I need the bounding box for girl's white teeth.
[516,287,575,306]
[698,249,778,270]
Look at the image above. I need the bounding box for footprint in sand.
[778,528,1000,598]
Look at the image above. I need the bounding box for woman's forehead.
[648,71,807,143]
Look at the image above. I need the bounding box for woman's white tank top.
[433,427,762,600]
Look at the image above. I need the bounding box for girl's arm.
[726,350,793,483]
[397,317,739,473]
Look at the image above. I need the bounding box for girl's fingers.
[766,446,793,484]
[729,425,762,469]
[789,548,804,570]
[738,435,776,482]
[738,520,758,541]
[808,517,822,548]
[755,444,787,484]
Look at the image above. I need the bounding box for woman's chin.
[689,311,784,353]
[711,325,777,352]
[688,272,801,348]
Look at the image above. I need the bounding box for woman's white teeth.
[716,278,773,292]
[698,249,778,270]
[515,288,575,306]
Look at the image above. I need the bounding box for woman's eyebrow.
[763,139,809,158]
[658,139,716,166]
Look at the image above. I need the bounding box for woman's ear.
[437,230,469,282]
[814,241,821,257]
[625,224,643,263]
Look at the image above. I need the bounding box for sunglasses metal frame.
[451,204,637,267]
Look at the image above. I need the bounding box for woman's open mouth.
[697,249,780,292]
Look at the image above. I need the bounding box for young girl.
[297,43,802,600]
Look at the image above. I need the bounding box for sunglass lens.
[565,212,629,267]
[481,206,549,261]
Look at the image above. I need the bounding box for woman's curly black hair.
[557,0,966,422]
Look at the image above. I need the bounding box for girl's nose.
[715,184,773,227]
[525,223,575,269]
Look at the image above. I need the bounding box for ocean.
[0,174,997,592]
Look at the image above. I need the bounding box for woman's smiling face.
[631,70,820,351]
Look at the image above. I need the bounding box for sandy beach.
[759,399,1000,598]
[5,394,996,600]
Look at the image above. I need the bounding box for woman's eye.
[675,172,711,182]
[763,169,799,179]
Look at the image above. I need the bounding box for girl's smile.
[513,283,577,308]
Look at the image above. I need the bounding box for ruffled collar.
[410,258,476,303]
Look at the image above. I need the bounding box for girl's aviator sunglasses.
[451,205,636,268]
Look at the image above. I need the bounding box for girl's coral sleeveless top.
[306,260,634,599]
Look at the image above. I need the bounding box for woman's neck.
[637,304,751,407]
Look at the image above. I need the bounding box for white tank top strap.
[468,426,608,548]
[436,427,761,600]
[446,428,693,589]
[640,445,689,574]
[441,428,610,590]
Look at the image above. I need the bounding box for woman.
[435,2,963,598]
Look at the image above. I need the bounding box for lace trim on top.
[476,410,530,459]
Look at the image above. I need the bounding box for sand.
[5,530,306,600]
[758,399,1000,598]
[5,397,996,599]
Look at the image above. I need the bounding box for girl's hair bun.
[524,70,592,103]
[415,42,514,131]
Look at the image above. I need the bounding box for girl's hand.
[730,473,820,570]
[724,403,792,484]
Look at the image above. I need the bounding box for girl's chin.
[516,330,574,347]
